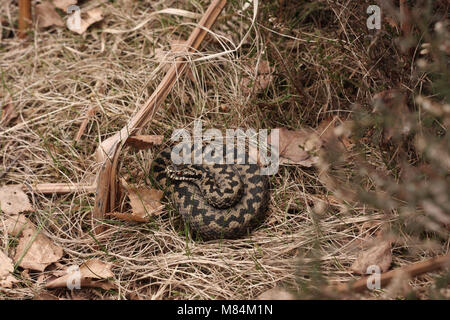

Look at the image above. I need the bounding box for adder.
[150,143,269,240]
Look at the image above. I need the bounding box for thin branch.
[332,253,450,294]
[18,0,32,39]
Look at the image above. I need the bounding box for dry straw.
[1,0,448,299]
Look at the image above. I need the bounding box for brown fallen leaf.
[0,251,18,289]
[46,259,115,290]
[4,214,34,236]
[0,185,34,214]
[77,258,114,279]
[268,127,322,166]
[351,239,392,275]
[257,287,295,300]
[52,0,77,11]
[0,94,17,126]
[128,187,164,219]
[67,7,103,34]
[14,227,64,272]
[241,60,273,96]
[126,135,164,150]
[35,1,64,28]
[110,181,164,222]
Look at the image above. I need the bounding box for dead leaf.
[4,214,34,236]
[67,7,103,34]
[268,128,322,166]
[45,259,115,290]
[52,0,77,11]
[35,2,65,28]
[111,181,164,222]
[351,239,392,275]
[128,187,163,219]
[79,258,114,279]
[126,135,164,150]
[0,251,18,288]
[0,185,34,214]
[0,94,17,126]
[257,287,295,300]
[14,228,64,272]
[241,60,273,96]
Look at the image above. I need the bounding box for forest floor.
[0,0,449,299]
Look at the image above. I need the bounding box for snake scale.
[150,143,269,240]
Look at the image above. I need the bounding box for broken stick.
[18,0,32,39]
[333,253,450,294]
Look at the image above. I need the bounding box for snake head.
[165,165,204,181]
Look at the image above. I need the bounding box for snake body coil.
[151,144,269,240]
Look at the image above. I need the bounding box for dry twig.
[333,254,450,294]
[18,0,32,39]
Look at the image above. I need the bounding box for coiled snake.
[150,144,269,240]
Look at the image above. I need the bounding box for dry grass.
[0,0,449,299]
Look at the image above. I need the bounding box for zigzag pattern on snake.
[150,143,269,240]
